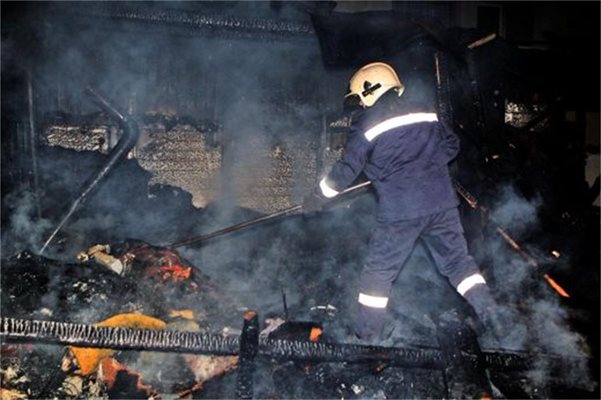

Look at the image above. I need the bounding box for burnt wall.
[1,2,341,213]
[2,3,458,215]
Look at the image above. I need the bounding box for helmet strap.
[361,83,382,97]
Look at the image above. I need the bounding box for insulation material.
[232,136,318,213]
[41,119,325,213]
[42,118,222,209]
[1,246,242,398]
[0,388,28,400]
[44,125,113,153]
[136,123,222,208]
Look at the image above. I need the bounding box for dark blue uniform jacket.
[324,91,460,222]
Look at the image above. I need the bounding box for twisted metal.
[236,312,259,399]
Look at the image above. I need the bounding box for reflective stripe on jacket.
[322,92,460,221]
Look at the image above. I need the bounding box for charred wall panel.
[3,3,342,214]
[136,124,222,208]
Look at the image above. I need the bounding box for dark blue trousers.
[353,207,493,340]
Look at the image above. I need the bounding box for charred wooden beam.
[1,317,239,355]
[43,3,314,40]
[465,50,488,139]
[467,33,497,50]
[260,337,442,369]
[236,311,259,399]
[96,4,314,36]
[454,181,570,298]
[435,311,492,399]
[1,317,582,375]
[434,52,453,126]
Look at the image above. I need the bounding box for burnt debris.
[1,312,590,398]
[2,1,599,399]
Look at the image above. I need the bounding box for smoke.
[490,185,541,234]
[1,188,52,255]
[2,3,597,397]
[484,183,595,390]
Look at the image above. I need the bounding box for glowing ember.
[145,264,191,282]
[543,274,570,298]
[309,327,323,342]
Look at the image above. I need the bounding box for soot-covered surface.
[1,145,599,398]
[1,2,599,398]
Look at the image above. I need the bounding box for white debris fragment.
[310,304,338,316]
[351,384,364,395]
[2,365,20,381]
[38,308,53,317]
[62,375,83,397]
[259,317,286,338]
[222,326,242,337]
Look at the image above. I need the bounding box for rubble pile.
[1,142,598,399]
[0,242,242,399]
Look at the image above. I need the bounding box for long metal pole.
[39,87,140,254]
[169,181,371,248]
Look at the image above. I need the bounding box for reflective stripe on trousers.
[358,293,389,308]
[456,273,486,296]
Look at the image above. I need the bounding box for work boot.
[463,284,496,319]
[353,305,387,344]
[480,304,526,349]
[462,285,517,346]
[464,313,486,337]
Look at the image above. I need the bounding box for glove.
[302,189,329,215]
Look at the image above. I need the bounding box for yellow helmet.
[345,62,405,108]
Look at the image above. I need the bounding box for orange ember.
[145,264,191,282]
[544,274,570,298]
[309,327,323,342]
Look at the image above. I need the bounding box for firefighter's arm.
[303,126,371,213]
[322,126,371,196]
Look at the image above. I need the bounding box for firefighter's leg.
[420,208,496,320]
[353,219,422,341]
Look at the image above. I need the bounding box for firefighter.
[303,62,499,342]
